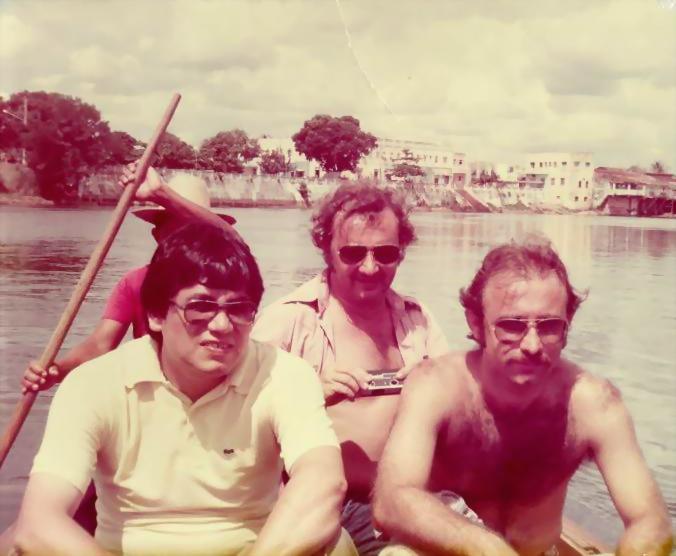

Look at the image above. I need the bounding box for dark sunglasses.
[338,245,401,265]
[493,317,568,344]
[172,299,257,326]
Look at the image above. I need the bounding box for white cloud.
[0,13,35,59]
[0,0,674,169]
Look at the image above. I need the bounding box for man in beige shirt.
[4,223,352,556]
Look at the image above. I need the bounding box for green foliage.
[391,149,424,181]
[259,149,289,175]
[153,132,196,169]
[292,115,377,173]
[199,129,260,174]
[104,131,141,165]
[1,91,113,202]
[650,161,667,174]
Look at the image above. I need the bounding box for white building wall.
[526,152,594,210]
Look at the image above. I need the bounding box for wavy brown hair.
[311,182,416,265]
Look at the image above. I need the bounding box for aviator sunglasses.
[338,245,402,265]
[493,317,568,344]
[172,299,257,326]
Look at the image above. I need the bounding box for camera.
[362,369,403,396]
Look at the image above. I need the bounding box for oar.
[0,93,182,468]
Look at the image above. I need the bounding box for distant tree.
[1,91,114,201]
[154,132,196,169]
[650,161,667,174]
[0,96,22,154]
[292,115,377,173]
[390,148,424,181]
[199,129,260,174]
[104,131,141,165]
[259,149,290,175]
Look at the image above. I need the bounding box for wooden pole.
[0,93,182,468]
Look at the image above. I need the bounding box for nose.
[208,309,234,333]
[359,251,378,275]
[520,325,543,356]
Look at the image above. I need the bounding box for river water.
[0,206,674,546]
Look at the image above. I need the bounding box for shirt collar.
[279,271,421,316]
[123,336,255,395]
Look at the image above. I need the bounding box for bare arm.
[119,164,241,237]
[373,360,517,556]
[22,319,127,392]
[9,473,111,556]
[585,380,673,556]
[251,446,346,556]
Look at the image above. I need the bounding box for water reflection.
[0,207,674,545]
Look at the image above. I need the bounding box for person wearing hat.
[19,166,239,533]
[21,167,238,394]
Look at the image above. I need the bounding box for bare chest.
[430,407,588,504]
[330,307,403,371]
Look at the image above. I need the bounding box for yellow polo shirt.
[32,336,338,555]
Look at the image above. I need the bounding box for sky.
[1,0,674,169]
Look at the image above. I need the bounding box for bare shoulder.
[567,361,630,437]
[402,351,473,415]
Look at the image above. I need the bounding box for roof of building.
[595,167,676,189]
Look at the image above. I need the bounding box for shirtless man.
[252,183,453,554]
[373,240,672,556]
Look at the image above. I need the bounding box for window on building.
[443,156,447,163]
[554,162,557,167]
[556,195,560,200]
[530,162,535,169]
[585,162,591,167]
[434,176,439,185]
[539,162,543,168]
[574,161,580,167]
[578,180,582,188]
[560,178,565,185]
[585,180,589,188]
[562,161,567,167]
[550,178,555,185]
[435,156,438,163]
[574,196,579,202]
[458,160,462,165]
[584,196,588,201]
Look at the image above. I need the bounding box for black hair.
[141,222,264,337]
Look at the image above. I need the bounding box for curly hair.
[311,182,416,264]
[459,238,586,343]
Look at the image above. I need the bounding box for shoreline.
[2,192,674,218]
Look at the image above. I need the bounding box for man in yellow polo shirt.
[6,222,351,556]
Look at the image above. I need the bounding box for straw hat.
[132,173,236,226]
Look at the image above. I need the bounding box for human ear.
[465,309,485,345]
[148,314,164,333]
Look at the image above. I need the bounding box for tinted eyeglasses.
[338,245,401,266]
[172,299,257,326]
[493,317,568,344]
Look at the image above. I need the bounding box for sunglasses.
[493,317,568,344]
[338,245,401,265]
[172,299,257,326]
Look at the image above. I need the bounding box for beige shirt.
[32,336,338,555]
[252,273,449,373]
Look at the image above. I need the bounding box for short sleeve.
[102,273,136,325]
[266,352,338,471]
[31,365,110,493]
[251,302,299,352]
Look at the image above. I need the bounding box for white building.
[525,152,594,210]
[358,138,468,188]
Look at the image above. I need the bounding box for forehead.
[481,271,567,319]
[173,283,247,302]
[332,207,399,245]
